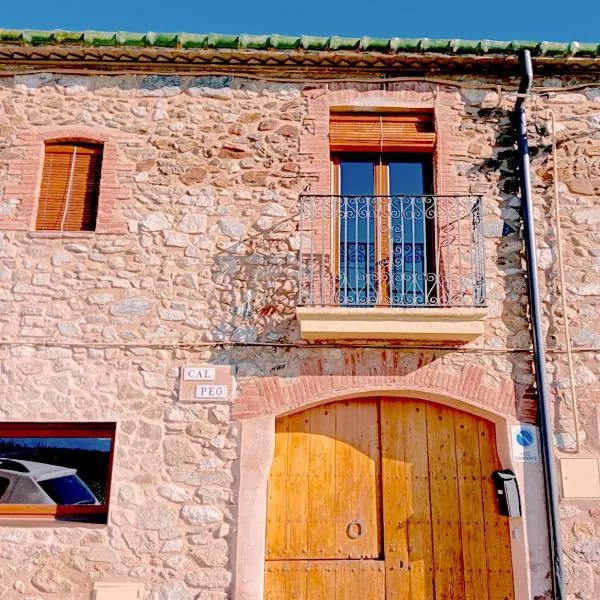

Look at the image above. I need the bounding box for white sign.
[195,384,228,399]
[183,367,216,381]
[511,425,540,463]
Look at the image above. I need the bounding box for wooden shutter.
[329,112,436,152]
[36,142,102,231]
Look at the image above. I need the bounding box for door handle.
[346,519,365,539]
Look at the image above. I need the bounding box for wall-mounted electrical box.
[560,457,600,499]
[93,582,144,600]
[492,469,522,517]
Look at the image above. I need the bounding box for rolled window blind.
[36,142,103,231]
[330,112,435,152]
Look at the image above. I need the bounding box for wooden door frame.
[232,391,542,600]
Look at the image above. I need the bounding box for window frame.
[35,139,104,233]
[0,422,116,522]
[331,152,435,306]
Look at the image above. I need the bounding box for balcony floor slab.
[296,306,487,342]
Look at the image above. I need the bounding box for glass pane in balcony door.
[389,159,429,305]
[339,160,376,306]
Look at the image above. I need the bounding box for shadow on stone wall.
[466,104,539,422]
[210,213,300,345]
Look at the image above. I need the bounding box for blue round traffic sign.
[516,428,534,447]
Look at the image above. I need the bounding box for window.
[332,154,434,306]
[0,423,115,523]
[36,141,103,232]
[330,111,435,306]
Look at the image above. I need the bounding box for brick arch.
[233,352,537,423]
[233,351,540,600]
[2,124,133,233]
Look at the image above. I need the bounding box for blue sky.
[2,0,600,43]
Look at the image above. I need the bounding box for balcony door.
[333,154,433,307]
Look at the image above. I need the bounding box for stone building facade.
[0,31,599,599]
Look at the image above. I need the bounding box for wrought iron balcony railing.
[298,195,486,308]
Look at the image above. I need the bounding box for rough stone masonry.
[0,39,599,600]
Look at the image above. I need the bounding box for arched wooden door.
[264,397,515,600]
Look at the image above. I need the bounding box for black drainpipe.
[515,49,565,600]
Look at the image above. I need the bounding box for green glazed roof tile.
[329,36,360,51]
[390,38,421,53]
[83,30,117,46]
[359,36,390,51]
[510,40,541,54]
[239,34,270,49]
[0,28,599,60]
[150,32,178,48]
[178,33,207,49]
[0,30,23,43]
[480,39,512,54]
[540,41,570,57]
[300,35,330,50]
[269,34,299,50]
[572,42,600,57]
[452,39,482,55]
[51,30,84,44]
[420,38,452,53]
[115,31,147,47]
[24,30,54,44]
[207,34,239,49]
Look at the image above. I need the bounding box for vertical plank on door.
[454,411,489,600]
[285,563,307,599]
[285,410,312,559]
[478,419,515,600]
[357,560,387,600]
[355,399,383,556]
[306,563,335,600]
[335,399,380,559]
[404,399,434,599]
[337,561,386,600]
[307,403,337,558]
[264,562,289,600]
[427,402,465,600]
[380,398,410,599]
[266,416,290,560]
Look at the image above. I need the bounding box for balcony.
[296,194,487,342]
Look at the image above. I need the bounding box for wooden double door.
[265,397,515,599]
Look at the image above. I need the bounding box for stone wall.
[0,72,599,599]
[527,90,600,600]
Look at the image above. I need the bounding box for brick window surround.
[300,84,468,196]
[2,125,132,233]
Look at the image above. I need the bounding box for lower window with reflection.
[0,423,115,523]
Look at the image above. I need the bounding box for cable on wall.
[548,108,582,453]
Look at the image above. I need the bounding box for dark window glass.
[0,477,9,498]
[339,160,376,305]
[340,160,374,196]
[334,154,434,307]
[389,157,432,305]
[38,474,98,506]
[389,160,428,196]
